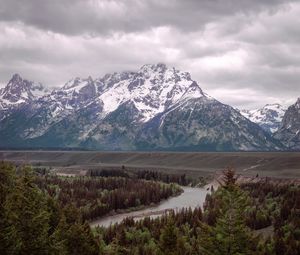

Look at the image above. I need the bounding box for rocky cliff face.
[0,74,48,120]
[274,98,300,150]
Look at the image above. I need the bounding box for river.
[90,185,213,228]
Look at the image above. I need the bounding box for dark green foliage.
[1,162,300,254]
[89,168,190,186]
[0,162,99,255]
[1,165,50,254]
[97,169,300,255]
[198,168,259,255]
[0,161,18,254]
[159,219,179,254]
[51,209,99,255]
[241,181,300,254]
[35,175,182,221]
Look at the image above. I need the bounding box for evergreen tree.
[200,168,258,255]
[52,204,99,255]
[0,162,19,254]
[159,218,178,254]
[3,166,50,255]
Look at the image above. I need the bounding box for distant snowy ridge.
[240,103,286,133]
[0,74,49,121]
[0,74,48,109]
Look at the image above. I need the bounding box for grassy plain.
[1,151,300,181]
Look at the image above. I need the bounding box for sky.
[0,0,300,109]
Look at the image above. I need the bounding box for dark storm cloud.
[0,0,294,35]
[0,0,299,109]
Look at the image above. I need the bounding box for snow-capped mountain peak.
[0,64,285,151]
[98,64,204,121]
[241,103,286,133]
[49,76,98,111]
[62,76,95,91]
[2,73,33,102]
[140,63,168,76]
[0,73,48,109]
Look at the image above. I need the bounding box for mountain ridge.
[240,103,286,133]
[0,64,288,151]
[274,98,300,150]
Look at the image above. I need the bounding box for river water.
[90,186,212,228]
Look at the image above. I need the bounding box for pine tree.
[52,204,99,255]
[0,162,19,254]
[199,168,258,255]
[3,166,50,255]
[159,218,178,254]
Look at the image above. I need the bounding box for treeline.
[35,175,182,221]
[97,207,205,254]
[0,162,99,255]
[2,161,299,254]
[89,168,190,186]
[241,181,300,254]
[94,169,300,254]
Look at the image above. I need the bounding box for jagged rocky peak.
[139,63,192,81]
[50,76,98,109]
[63,77,83,89]
[295,98,300,109]
[62,76,95,91]
[274,98,300,150]
[264,103,285,111]
[134,63,200,96]
[140,63,168,75]
[0,65,286,151]
[10,73,23,83]
[241,103,286,133]
[182,81,204,99]
[98,63,205,121]
[0,73,48,105]
[3,73,32,100]
[98,71,135,91]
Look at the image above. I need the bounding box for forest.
[0,161,299,254]
[35,174,182,221]
[89,168,191,186]
[94,171,300,254]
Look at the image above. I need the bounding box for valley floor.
[1,150,300,179]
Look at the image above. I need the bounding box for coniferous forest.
[35,174,182,221]
[0,161,299,254]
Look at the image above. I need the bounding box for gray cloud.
[0,0,294,35]
[0,0,299,110]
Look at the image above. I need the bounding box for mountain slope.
[274,98,300,150]
[241,104,286,133]
[0,64,285,151]
[137,97,282,151]
[0,74,48,120]
[97,63,204,121]
[0,74,47,107]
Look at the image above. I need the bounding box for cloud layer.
[0,0,299,109]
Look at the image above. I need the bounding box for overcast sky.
[0,0,300,109]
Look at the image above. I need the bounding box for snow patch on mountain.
[240,103,286,133]
[0,64,285,151]
[274,98,300,150]
[98,64,204,122]
[0,74,48,109]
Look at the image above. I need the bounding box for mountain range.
[240,104,286,134]
[0,63,298,151]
